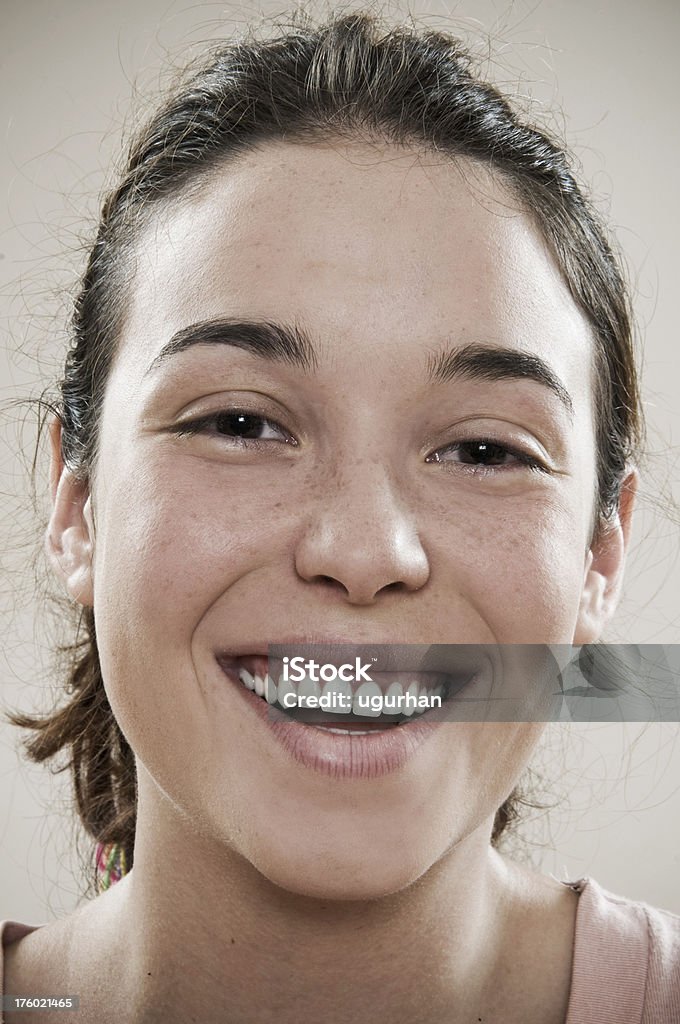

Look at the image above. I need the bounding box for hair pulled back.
[12,8,643,888]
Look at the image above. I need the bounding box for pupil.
[469,442,505,464]
[217,412,263,439]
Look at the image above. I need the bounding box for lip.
[215,653,447,779]
[213,635,414,657]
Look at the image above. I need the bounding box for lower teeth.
[313,725,396,735]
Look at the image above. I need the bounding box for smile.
[214,651,479,778]
[218,654,457,728]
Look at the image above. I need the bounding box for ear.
[573,468,638,644]
[44,416,95,607]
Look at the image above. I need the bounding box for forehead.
[119,140,593,381]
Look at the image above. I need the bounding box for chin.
[261,862,427,902]
[245,832,436,902]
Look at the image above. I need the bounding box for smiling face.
[48,141,634,898]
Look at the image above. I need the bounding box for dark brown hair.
[10,8,643,888]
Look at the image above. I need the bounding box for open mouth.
[216,653,472,729]
[214,648,486,777]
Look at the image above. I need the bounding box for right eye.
[170,409,296,446]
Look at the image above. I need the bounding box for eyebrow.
[144,317,318,376]
[427,341,574,418]
[144,316,574,416]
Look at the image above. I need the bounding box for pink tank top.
[2,877,679,1022]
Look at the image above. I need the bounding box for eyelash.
[170,411,547,475]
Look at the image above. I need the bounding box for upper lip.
[214,636,418,658]
[215,641,488,680]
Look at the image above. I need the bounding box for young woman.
[2,10,678,1023]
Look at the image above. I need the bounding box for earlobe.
[573,469,638,644]
[44,416,95,607]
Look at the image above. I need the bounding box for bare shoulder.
[3,912,79,1024]
[4,914,75,990]
[3,884,127,1023]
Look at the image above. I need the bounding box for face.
[48,141,634,898]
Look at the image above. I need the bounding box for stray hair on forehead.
[12,7,643,892]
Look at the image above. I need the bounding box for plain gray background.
[1,0,679,922]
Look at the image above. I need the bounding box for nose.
[294,459,430,605]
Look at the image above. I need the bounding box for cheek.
[87,450,308,773]
[92,454,282,629]
[428,491,589,642]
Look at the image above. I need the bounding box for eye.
[426,439,547,474]
[170,409,296,446]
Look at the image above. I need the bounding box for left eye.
[427,440,545,472]
[171,410,294,443]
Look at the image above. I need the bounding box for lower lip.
[216,660,439,779]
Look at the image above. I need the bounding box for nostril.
[306,574,412,602]
[315,574,348,591]
[382,579,408,593]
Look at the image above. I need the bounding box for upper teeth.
[237,668,443,719]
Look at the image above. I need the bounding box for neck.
[99,779,518,1024]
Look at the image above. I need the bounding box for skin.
[7,141,636,1023]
